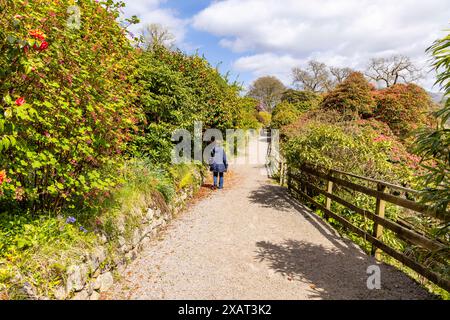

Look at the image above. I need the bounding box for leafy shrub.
[281,89,322,112]
[271,102,301,129]
[284,121,413,183]
[132,46,250,163]
[0,158,204,298]
[0,0,139,212]
[283,121,404,191]
[257,111,272,127]
[374,83,435,139]
[236,97,260,129]
[169,161,205,191]
[146,46,244,131]
[321,72,375,119]
[414,33,450,216]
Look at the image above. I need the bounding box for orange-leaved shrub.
[321,72,375,119]
[373,83,435,139]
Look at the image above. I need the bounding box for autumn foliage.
[373,83,434,138]
[320,72,375,118]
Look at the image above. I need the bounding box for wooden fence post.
[280,161,286,186]
[325,179,333,221]
[287,166,292,191]
[371,183,387,260]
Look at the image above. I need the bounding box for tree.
[414,33,450,217]
[366,55,422,88]
[321,72,375,119]
[292,60,332,92]
[374,83,433,138]
[132,45,255,163]
[330,67,354,85]
[139,23,175,50]
[247,76,285,112]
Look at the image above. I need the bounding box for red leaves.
[15,97,25,106]
[33,41,49,52]
[373,84,433,137]
[0,170,6,185]
[29,29,46,41]
[39,41,49,51]
[373,134,389,143]
[28,29,49,52]
[321,72,375,116]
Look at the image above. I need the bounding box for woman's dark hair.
[210,136,216,143]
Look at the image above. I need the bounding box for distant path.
[105,134,432,300]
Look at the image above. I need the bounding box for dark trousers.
[213,172,224,189]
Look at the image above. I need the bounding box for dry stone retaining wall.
[18,175,202,300]
[70,185,198,300]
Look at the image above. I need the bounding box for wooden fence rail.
[278,161,449,292]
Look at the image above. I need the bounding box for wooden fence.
[266,136,287,186]
[269,152,449,292]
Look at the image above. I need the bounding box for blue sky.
[122,0,450,91]
[122,0,249,85]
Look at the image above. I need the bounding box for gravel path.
[105,136,432,300]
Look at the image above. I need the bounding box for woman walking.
[209,137,228,190]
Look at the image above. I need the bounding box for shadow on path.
[248,182,355,254]
[250,182,433,300]
[254,238,434,300]
[248,184,294,212]
[255,239,372,299]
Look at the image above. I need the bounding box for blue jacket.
[210,145,228,173]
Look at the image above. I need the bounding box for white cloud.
[193,0,450,89]
[122,0,189,47]
[234,53,305,85]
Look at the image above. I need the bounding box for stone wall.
[16,176,202,300]
[70,184,198,300]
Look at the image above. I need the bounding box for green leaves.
[3,94,12,105]
[413,32,450,216]
[0,0,251,214]
[271,102,301,128]
[133,46,251,164]
[284,121,412,184]
[0,0,139,211]
[0,135,16,152]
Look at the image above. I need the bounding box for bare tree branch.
[365,55,423,87]
[292,60,332,92]
[330,66,355,85]
[139,23,175,50]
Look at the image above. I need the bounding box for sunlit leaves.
[414,31,450,216]
[0,0,139,211]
